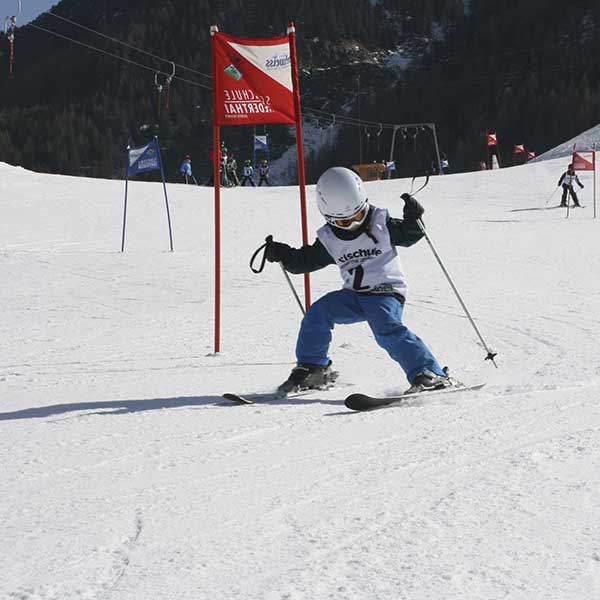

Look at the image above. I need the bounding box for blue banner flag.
[122,137,173,252]
[254,135,268,151]
[127,139,161,176]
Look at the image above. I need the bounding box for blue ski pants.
[295,289,445,384]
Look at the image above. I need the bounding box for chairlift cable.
[30,18,443,134]
[44,10,212,81]
[29,22,213,91]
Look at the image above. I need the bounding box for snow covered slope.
[2,158,600,599]
[535,122,600,161]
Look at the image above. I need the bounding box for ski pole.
[250,236,306,316]
[416,218,498,368]
[566,186,574,219]
[278,262,306,316]
[545,186,560,205]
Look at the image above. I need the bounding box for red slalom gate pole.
[288,22,311,311]
[211,25,222,353]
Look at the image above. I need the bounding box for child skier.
[258,159,270,186]
[557,163,584,207]
[264,166,453,395]
[241,160,256,186]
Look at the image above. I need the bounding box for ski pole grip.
[249,236,272,273]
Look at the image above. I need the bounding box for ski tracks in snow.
[154,382,600,600]
[99,510,144,598]
[6,510,143,600]
[236,388,600,599]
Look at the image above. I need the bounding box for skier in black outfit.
[258,160,270,186]
[558,164,584,207]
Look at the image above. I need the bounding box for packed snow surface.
[2,157,600,600]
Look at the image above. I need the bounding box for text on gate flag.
[212,31,296,126]
[127,139,161,176]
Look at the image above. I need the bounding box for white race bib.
[317,207,408,296]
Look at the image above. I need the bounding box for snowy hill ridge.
[2,158,600,599]
[535,122,600,161]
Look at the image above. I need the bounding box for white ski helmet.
[316,167,369,230]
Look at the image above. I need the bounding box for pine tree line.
[0,0,599,180]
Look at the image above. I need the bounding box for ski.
[344,382,486,411]
[222,389,319,405]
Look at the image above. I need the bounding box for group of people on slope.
[239,159,270,186]
[179,142,270,187]
[181,151,584,210]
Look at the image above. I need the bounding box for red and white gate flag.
[571,150,595,171]
[212,31,295,126]
[514,144,525,154]
[487,132,498,146]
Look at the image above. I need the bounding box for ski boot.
[277,361,338,394]
[405,367,458,394]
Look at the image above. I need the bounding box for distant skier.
[263,166,455,395]
[220,140,228,158]
[440,153,450,175]
[558,163,584,207]
[227,155,240,186]
[179,155,194,184]
[258,159,270,186]
[241,160,256,186]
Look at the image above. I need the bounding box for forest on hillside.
[1,0,599,182]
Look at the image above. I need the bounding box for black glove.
[401,193,425,221]
[264,238,291,263]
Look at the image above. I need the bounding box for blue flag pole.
[121,148,130,252]
[155,137,174,252]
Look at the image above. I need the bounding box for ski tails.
[222,389,318,405]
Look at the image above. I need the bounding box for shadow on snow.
[0,395,344,421]
[0,396,223,421]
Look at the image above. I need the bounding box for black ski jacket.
[276,207,424,274]
[558,171,583,188]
